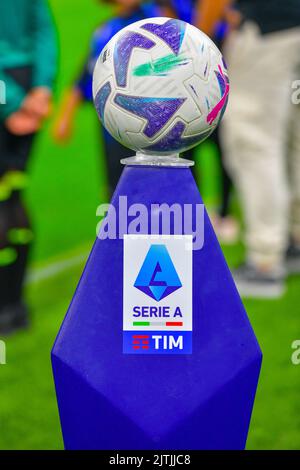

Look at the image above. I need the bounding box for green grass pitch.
[0,0,299,449]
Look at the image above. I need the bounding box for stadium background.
[0,0,299,449]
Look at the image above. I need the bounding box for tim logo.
[132,333,183,352]
[132,334,150,351]
[134,245,182,301]
[123,235,193,355]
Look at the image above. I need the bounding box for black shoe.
[286,243,300,275]
[232,263,286,299]
[0,303,30,336]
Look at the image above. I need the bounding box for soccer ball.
[93,17,229,156]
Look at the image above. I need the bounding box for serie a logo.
[123,239,192,355]
[134,244,182,301]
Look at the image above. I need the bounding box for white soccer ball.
[93,17,229,155]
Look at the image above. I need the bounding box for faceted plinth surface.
[52,166,262,450]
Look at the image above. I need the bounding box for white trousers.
[221,22,300,266]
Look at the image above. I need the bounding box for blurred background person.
[158,0,240,244]
[53,0,162,196]
[0,0,57,334]
[198,0,300,298]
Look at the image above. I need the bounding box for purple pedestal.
[52,166,262,450]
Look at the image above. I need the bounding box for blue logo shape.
[134,245,182,301]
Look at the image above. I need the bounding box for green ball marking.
[133,53,190,77]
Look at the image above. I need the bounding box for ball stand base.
[52,162,262,450]
[121,152,194,167]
